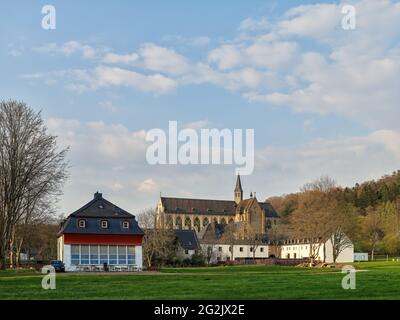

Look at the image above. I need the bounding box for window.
[127,246,135,265]
[239,247,243,252]
[122,221,129,229]
[100,245,108,264]
[69,245,135,266]
[71,245,80,265]
[250,247,253,252]
[118,246,127,264]
[90,245,99,264]
[185,250,189,255]
[100,220,108,229]
[260,247,264,252]
[78,219,86,228]
[109,246,118,265]
[81,245,89,265]
[218,247,222,252]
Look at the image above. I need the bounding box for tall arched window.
[194,217,200,232]
[166,216,173,229]
[228,218,234,224]
[213,217,218,225]
[184,217,192,230]
[221,218,227,226]
[203,217,209,227]
[175,216,182,229]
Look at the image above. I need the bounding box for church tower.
[234,174,243,204]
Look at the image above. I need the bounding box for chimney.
[94,191,103,199]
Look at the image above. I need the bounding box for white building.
[200,242,270,263]
[354,252,368,261]
[280,235,354,263]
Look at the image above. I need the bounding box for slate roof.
[58,192,144,236]
[175,230,200,250]
[200,222,270,245]
[161,196,279,218]
[70,192,132,218]
[161,197,236,215]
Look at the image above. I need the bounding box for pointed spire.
[234,174,243,204]
[235,174,243,192]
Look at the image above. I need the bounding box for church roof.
[161,197,236,215]
[160,196,279,218]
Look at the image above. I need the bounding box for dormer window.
[122,221,129,229]
[100,220,108,229]
[78,219,86,228]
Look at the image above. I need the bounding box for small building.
[199,222,271,263]
[354,252,368,261]
[175,230,201,259]
[57,192,144,271]
[280,235,354,263]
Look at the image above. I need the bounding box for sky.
[1,0,400,216]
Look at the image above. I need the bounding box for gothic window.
[166,216,173,229]
[221,218,226,226]
[184,217,192,230]
[213,217,218,225]
[228,218,234,224]
[203,217,209,227]
[194,217,200,232]
[175,216,182,229]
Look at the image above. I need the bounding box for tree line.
[268,173,400,260]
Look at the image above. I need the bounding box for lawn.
[0,261,399,300]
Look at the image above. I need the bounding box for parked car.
[50,260,65,272]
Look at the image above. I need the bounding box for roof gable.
[71,192,133,218]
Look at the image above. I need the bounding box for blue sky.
[1,0,400,216]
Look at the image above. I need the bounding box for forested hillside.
[268,171,400,257]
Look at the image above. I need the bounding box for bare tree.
[138,208,176,268]
[301,175,337,193]
[361,206,383,261]
[222,224,237,261]
[246,226,262,260]
[329,200,358,263]
[202,244,216,266]
[289,191,335,263]
[0,101,68,269]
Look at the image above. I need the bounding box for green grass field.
[0,261,399,300]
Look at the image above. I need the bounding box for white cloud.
[33,41,106,59]
[102,52,139,64]
[94,66,177,94]
[208,45,242,70]
[239,17,270,31]
[137,179,158,193]
[139,43,191,75]
[47,116,400,214]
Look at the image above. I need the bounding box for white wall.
[63,244,75,271]
[135,245,143,269]
[280,238,354,263]
[201,244,269,263]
